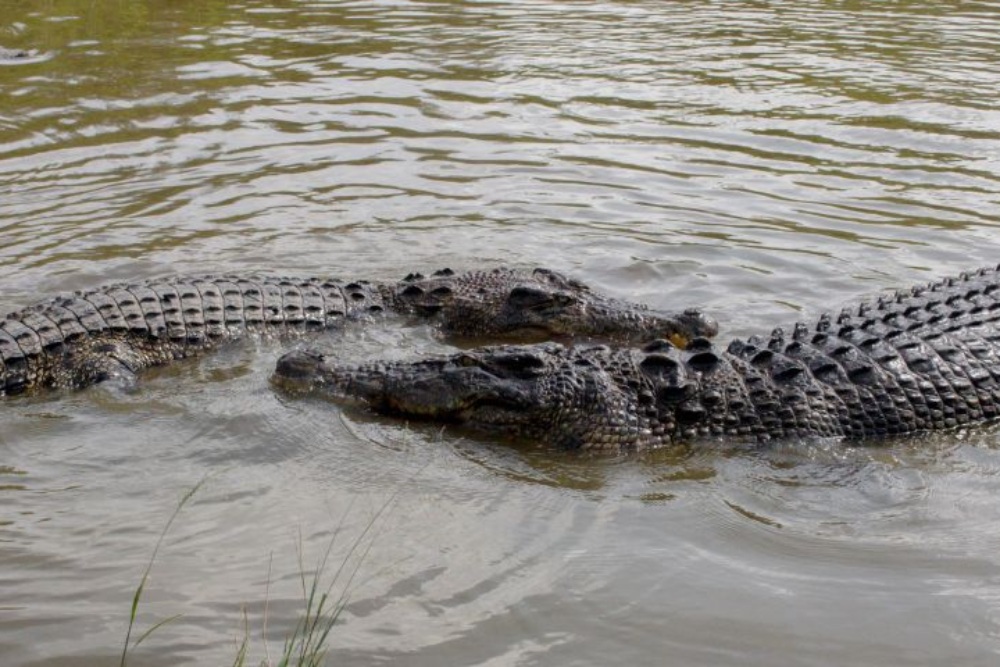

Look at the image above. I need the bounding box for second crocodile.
[1,267,716,396]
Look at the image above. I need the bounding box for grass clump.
[122,478,402,667]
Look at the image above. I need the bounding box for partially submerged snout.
[273,347,544,421]
[272,342,661,451]
[497,289,719,347]
[391,267,717,346]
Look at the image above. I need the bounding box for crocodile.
[0,267,716,396]
[275,265,1000,452]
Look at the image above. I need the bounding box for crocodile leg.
[59,338,144,391]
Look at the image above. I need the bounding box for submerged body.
[0,267,715,396]
[275,265,1000,452]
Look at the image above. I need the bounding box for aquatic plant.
[121,476,403,667]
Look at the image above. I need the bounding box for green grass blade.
[133,613,183,648]
[120,475,211,667]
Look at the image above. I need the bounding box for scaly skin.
[275,265,1000,452]
[0,267,716,396]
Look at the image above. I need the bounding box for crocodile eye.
[552,292,576,307]
[488,352,547,378]
[455,354,479,368]
[507,286,555,309]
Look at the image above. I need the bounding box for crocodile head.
[388,267,717,346]
[273,341,709,452]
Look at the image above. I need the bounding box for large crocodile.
[0,267,716,396]
[275,265,1000,452]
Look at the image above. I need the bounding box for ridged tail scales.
[635,292,1000,444]
[718,319,998,443]
[823,265,1000,338]
[0,275,383,396]
[638,265,1000,444]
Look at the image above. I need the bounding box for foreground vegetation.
[120,477,401,667]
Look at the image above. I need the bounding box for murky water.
[3,1,1000,664]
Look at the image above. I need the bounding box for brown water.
[3,1,1000,665]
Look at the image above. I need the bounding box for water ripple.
[5,1,1000,665]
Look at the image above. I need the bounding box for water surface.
[3,1,1000,665]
